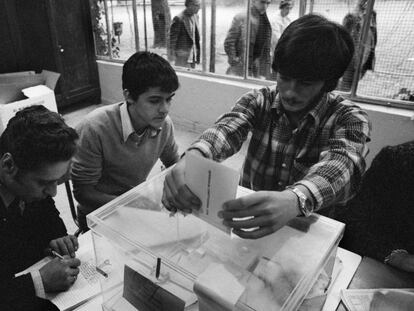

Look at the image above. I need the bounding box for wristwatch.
[286,186,314,217]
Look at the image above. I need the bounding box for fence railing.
[90,0,414,109]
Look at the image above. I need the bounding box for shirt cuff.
[187,142,213,159]
[31,270,46,299]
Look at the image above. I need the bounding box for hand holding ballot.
[162,150,203,214]
[163,149,240,232]
[162,151,301,238]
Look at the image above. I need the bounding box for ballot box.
[87,169,344,311]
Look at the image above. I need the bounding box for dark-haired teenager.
[72,51,180,231]
[163,14,371,239]
[0,105,80,311]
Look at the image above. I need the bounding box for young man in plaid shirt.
[163,14,371,239]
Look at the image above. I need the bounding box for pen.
[155,258,161,279]
[96,266,108,278]
[50,249,108,278]
[51,250,64,260]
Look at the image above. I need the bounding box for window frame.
[92,0,414,111]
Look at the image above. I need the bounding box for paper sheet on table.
[341,288,414,311]
[185,152,239,233]
[15,232,102,311]
[321,247,362,311]
[194,263,245,310]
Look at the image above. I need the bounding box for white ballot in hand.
[185,152,240,234]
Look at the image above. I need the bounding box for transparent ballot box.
[87,170,344,311]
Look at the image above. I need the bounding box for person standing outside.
[0,106,81,311]
[224,0,272,78]
[72,52,180,232]
[163,14,371,239]
[271,0,293,53]
[339,0,377,91]
[168,0,201,68]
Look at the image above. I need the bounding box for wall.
[98,60,414,166]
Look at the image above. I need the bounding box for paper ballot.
[185,152,240,233]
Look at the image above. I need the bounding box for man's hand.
[388,252,414,272]
[40,257,81,292]
[162,155,201,214]
[218,190,300,239]
[49,235,78,258]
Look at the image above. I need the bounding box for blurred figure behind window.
[224,0,272,79]
[168,0,201,69]
[271,0,293,53]
[338,0,377,91]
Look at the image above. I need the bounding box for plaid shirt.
[189,86,371,211]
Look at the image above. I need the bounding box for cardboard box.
[0,70,60,134]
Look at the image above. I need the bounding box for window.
[90,0,414,109]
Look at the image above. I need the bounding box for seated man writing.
[163,14,371,239]
[72,51,180,231]
[0,106,81,311]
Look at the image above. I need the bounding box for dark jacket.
[0,197,67,310]
[224,6,272,78]
[336,141,414,262]
[168,10,200,67]
[339,10,377,91]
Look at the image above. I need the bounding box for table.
[336,256,414,311]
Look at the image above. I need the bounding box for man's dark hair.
[122,51,179,101]
[185,0,199,7]
[272,14,354,92]
[0,105,78,171]
[279,0,292,9]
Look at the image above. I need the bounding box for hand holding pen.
[48,248,108,278]
[40,251,81,292]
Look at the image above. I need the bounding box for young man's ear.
[123,89,130,102]
[0,153,18,176]
[123,89,137,104]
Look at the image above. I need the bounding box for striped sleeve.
[189,89,265,161]
[296,106,371,210]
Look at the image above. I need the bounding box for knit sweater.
[72,103,179,198]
